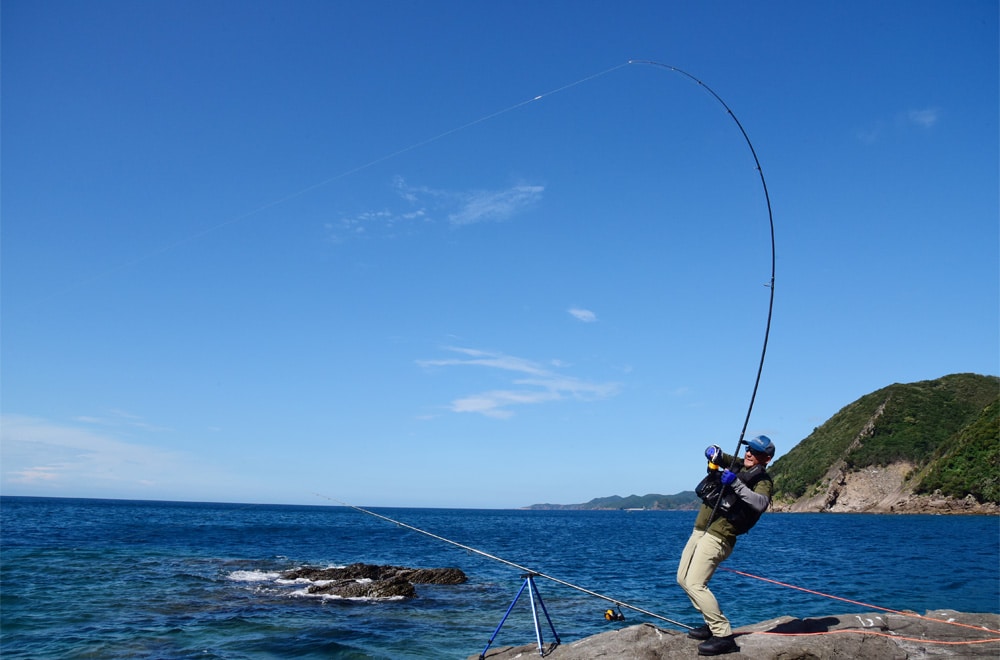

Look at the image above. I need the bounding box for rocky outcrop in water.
[471,610,1000,659]
[281,562,467,599]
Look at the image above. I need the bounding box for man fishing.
[677,435,775,656]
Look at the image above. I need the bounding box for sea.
[1,497,998,659]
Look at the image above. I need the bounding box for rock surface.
[470,610,1000,659]
[772,461,1000,515]
[281,562,467,599]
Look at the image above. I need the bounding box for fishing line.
[314,494,694,630]
[38,63,630,304]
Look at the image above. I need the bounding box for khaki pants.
[676,529,734,637]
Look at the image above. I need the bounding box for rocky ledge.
[281,562,466,599]
[471,610,1000,659]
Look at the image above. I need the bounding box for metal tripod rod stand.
[480,572,560,659]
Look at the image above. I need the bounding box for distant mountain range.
[524,491,700,511]
[525,373,999,513]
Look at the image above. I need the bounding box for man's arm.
[731,478,772,513]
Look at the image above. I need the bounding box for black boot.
[687,624,712,640]
[697,634,738,656]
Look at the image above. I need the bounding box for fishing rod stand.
[480,573,560,659]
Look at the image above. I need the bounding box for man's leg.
[676,529,705,609]
[677,530,714,639]
[680,532,733,637]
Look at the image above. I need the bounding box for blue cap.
[747,435,775,458]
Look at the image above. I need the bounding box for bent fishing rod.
[315,494,693,630]
[630,61,777,513]
[629,60,776,453]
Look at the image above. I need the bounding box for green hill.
[769,373,999,505]
[916,397,1000,502]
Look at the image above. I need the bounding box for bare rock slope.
[773,460,999,515]
[470,610,1000,659]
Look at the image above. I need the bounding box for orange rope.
[721,567,1000,638]
[750,629,1000,646]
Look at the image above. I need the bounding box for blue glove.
[721,469,737,486]
[705,445,722,463]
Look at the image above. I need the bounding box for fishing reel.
[604,604,625,621]
[707,438,751,472]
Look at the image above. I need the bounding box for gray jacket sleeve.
[731,478,770,513]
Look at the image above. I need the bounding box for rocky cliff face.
[772,460,999,514]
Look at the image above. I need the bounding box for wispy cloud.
[1,414,182,491]
[858,107,942,144]
[326,208,426,242]
[74,408,170,432]
[568,307,597,323]
[327,176,543,241]
[447,184,544,226]
[417,347,619,419]
[907,107,939,129]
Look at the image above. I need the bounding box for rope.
[722,567,1000,638]
[751,629,1000,646]
[315,494,694,630]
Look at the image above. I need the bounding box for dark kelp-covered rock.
[280,562,467,600]
[307,576,417,599]
[471,610,1000,659]
[396,567,468,584]
[282,562,467,584]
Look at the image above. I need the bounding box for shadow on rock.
[759,616,842,634]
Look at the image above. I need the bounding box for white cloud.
[417,346,551,376]
[328,177,543,241]
[74,409,170,432]
[908,108,939,128]
[568,307,597,323]
[447,184,544,226]
[858,108,941,144]
[1,414,184,493]
[417,346,620,418]
[450,389,562,419]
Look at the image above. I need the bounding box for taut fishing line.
[38,62,630,304]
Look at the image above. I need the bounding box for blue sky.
[2,1,997,508]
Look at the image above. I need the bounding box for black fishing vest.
[695,464,772,535]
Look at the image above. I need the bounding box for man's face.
[743,450,769,468]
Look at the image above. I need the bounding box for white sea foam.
[228,570,280,582]
[276,577,336,586]
[289,588,404,602]
[229,566,399,601]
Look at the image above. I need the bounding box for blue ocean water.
[1,497,998,659]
